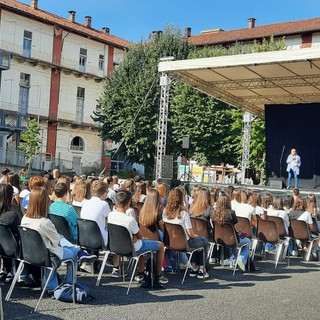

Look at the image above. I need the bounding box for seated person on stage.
[49,182,79,243]
[108,190,168,284]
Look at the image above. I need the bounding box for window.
[23,30,32,58]
[79,48,87,72]
[76,87,85,124]
[18,73,30,115]
[70,136,85,151]
[98,55,105,71]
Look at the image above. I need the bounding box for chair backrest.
[235,217,253,238]
[107,223,135,256]
[190,217,212,240]
[163,222,188,251]
[213,221,238,247]
[18,226,51,267]
[73,205,82,216]
[77,218,104,250]
[310,217,319,234]
[267,216,286,237]
[49,214,73,243]
[290,219,310,241]
[140,224,160,241]
[256,219,279,243]
[0,224,19,259]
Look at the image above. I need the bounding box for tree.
[95,29,285,177]
[18,118,41,173]
[93,26,193,176]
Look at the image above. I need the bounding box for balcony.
[0,49,10,70]
[0,110,27,131]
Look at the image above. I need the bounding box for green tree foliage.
[93,26,193,174]
[95,27,285,175]
[19,118,41,171]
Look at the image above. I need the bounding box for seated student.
[163,188,209,279]
[50,183,79,243]
[21,187,96,292]
[108,190,168,284]
[80,180,111,273]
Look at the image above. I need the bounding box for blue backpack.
[53,283,93,303]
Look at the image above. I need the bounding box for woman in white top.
[163,188,209,279]
[268,196,289,235]
[235,190,254,221]
[231,189,241,211]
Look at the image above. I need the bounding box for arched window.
[70,136,84,151]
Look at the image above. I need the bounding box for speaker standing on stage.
[286,148,301,189]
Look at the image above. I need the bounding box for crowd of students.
[0,166,319,294]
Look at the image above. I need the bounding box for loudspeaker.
[182,137,189,149]
[161,155,174,179]
[269,178,286,189]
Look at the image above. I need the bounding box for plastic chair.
[0,224,20,269]
[163,222,206,284]
[213,221,250,275]
[5,226,76,312]
[49,214,74,243]
[290,219,320,262]
[106,223,155,294]
[190,217,215,260]
[254,219,289,268]
[235,216,258,257]
[140,225,160,241]
[310,217,319,235]
[77,218,111,279]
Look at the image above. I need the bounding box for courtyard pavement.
[2,256,319,320]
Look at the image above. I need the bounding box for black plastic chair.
[0,224,20,275]
[49,214,74,243]
[5,226,76,312]
[77,218,111,280]
[106,223,155,294]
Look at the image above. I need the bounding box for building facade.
[0,0,131,173]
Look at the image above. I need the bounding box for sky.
[19,0,320,42]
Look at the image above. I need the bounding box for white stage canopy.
[158,47,320,115]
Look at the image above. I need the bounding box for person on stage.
[286,148,301,189]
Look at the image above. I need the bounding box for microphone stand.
[279,145,285,178]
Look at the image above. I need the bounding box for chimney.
[102,27,110,34]
[68,10,76,23]
[184,27,192,38]
[150,30,162,41]
[30,0,38,9]
[84,16,92,28]
[248,18,256,29]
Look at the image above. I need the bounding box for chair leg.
[127,257,138,295]
[0,287,4,320]
[182,253,193,284]
[96,251,110,286]
[202,249,206,281]
[251,239,258,258]
[35,268,55,312]
[5,261,24,301]
[150,253,154,288]
[275,243,284,268]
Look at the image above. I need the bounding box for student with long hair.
[189,187,213,219]
[163,188,209,279]
[21,187,96,291]
[212,193,259,272]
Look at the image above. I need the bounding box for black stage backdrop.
[265,103,320,189]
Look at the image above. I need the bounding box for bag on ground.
[53,282,93,303]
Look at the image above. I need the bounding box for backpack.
[53,283,93,303]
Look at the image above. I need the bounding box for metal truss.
[155,72,171,179]
[212,74,320,90]
[171,71,263,116]
[241,112,253,184]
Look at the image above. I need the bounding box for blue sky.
[20,0,320,42]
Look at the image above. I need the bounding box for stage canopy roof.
[158,47,320,116]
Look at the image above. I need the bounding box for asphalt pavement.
[2,255,320,320]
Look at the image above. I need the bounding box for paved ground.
[2,256,320,320]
